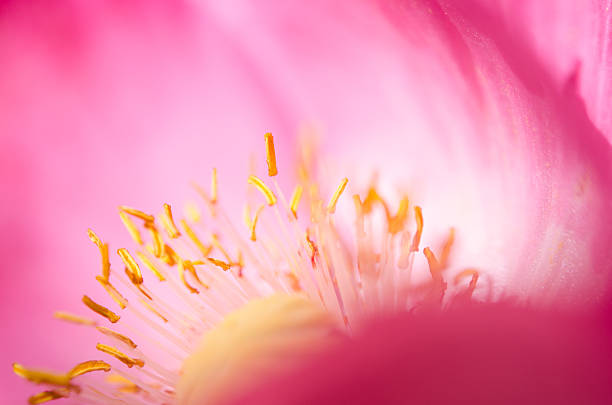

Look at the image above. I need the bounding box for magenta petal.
[459,0,612,144]
[224,304,612,405]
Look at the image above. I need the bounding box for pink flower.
[2,0,611,404]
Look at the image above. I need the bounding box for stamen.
[182,259,209,288]
[439,227,455,270]
[27,390,67,404]
[118,206,155,224]
[397,230,412,269]
[327,177,348,214]
[410,206,424,252]
[211,168,218,204]
[96,344,144,368]
[96,327,138,349]
[82,295,120,323]
[210,234,232,263]
[139,298,169,323]
[264,132,278,177]
[68,361,111,378]
[87,229,110,282]
[423,247,442,283]
[180,220,211,257]
[289,184,303,219]
[184,202,202,223]
[145,223,164,258]
[248,175,277,206]
[249,204,265,241]
[95,277,128,309]
[453,269,479,284]
[161,244,178,266]
[12,364,70,386]
[205,257,232,271]
[161,203,181,239]
[178,260,199,294]
[106,374,140,394]
[119,211,143,245]
[53,311,96,326]
[117,248,143,285]
[361,187,386,215]
[87,229,102,247]
[137,285,153,301]
[136,251,166,282]
[387,196,409,234]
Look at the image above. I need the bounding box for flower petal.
[223,304,612,405]
[458,0,612,143]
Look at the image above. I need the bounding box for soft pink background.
[1,1,611,403]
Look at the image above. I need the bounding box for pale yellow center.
[177,294,341,405]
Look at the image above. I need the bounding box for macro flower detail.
[4,0,612,404]
[13,135,484,404]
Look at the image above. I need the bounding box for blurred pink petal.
[223,303,612,405]
[465,0,612,143]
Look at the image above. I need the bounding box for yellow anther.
[68,360,111,378]
[206,257,232,271]
[135,252,165,282]
[361,187,384,214]
[327,177,348,214]
[454,269,479,285]
[454,269,479,297]
[178,260,199,294]
[106,374,140,393]
[96,327,137,349]
[423,247,442,283]
[249,204,265,242]
[387,196,409,234]
[28,390,67,404]
[211,168,218,204]
[87,229,102,247]
[161,203,181,239]
[53,311,96,326]
[243,204,252,228]
[118,206,154,223]
[184,201,202,223]
[183,259,209,288]
[161,244,179,267]
[82,295,120,323]
[289,184,303,219]
[439,227,455,270]
[95,276,128,309]
[96,344,144,368]
[248,175,277,206]
[264,132,278,176]
[410,206,424,252]
[181,220,212,257]
[145,222,164,258]
[13,364,70,386]
[117,248,143,285]
[119,211,143,245]
[88,229,110,282]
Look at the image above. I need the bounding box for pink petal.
[459,0,612,144]
[223,303,612,405]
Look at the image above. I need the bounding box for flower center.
[14,134,480,404]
